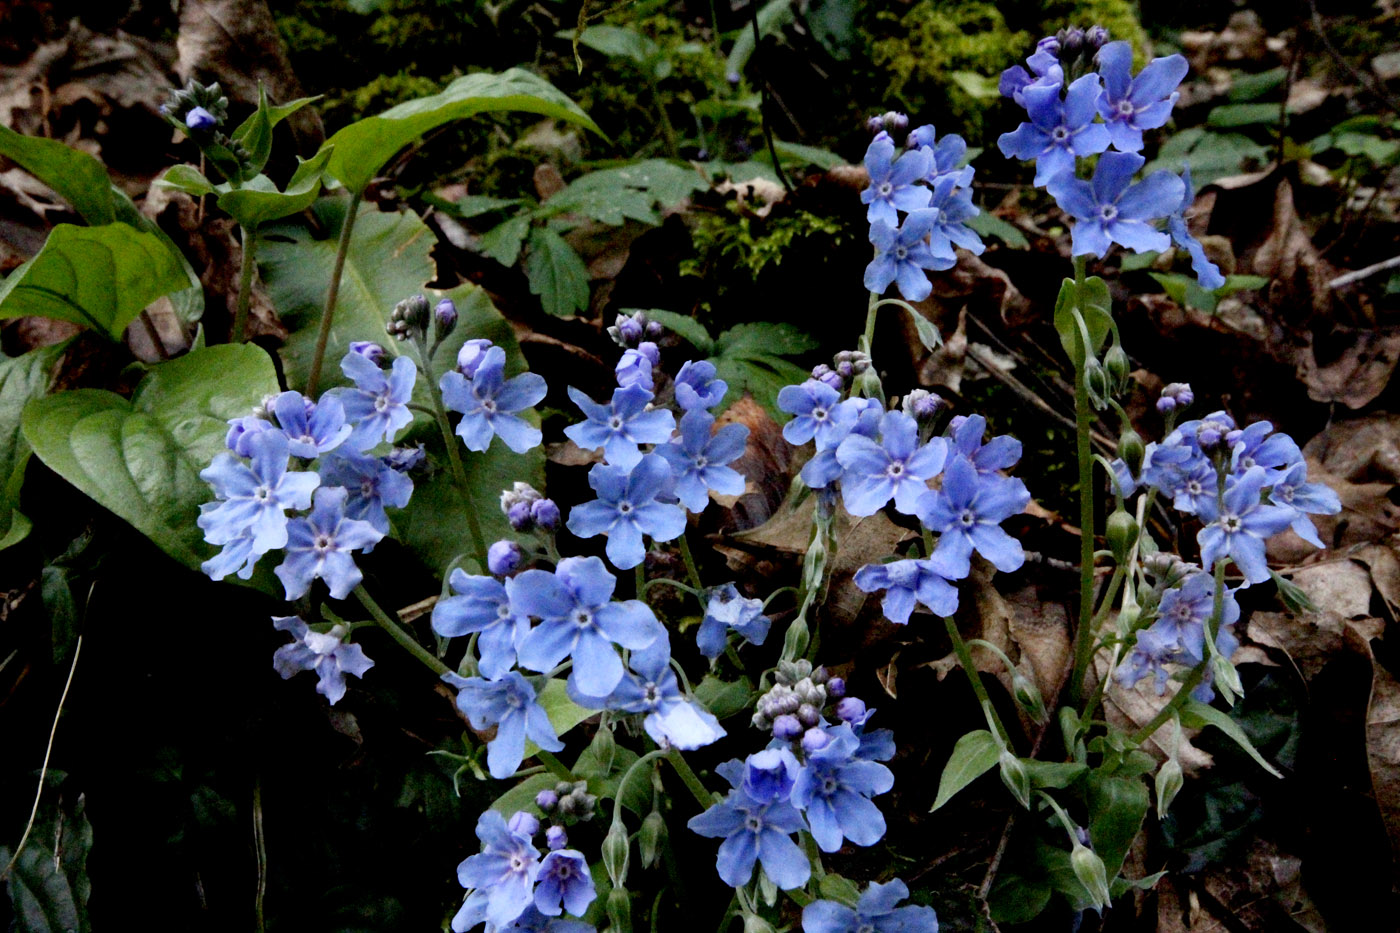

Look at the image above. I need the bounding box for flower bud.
[349,340,388,367]
[998,749,1031,809]
[606,887,633,933]
[386,444,427,472]
[1212,652,1243,704]
[902,389,944,422]
[1085,25,1110,50]
[836,697,866,723]
[796,703,821,728]
[866,114,885,134]
[457,338,494,378]
[637,341,660,367]
[638,810,667,869]
[508,811,540,837]
[1118,429,1145,479]
[1011,671,1048,724]
[531,498,561,531]
[507,500,534,532]
[613,313,644,346]
[536,789,559,812]
[771,714,801,739]
[881,111,908,131]
[588,725,617,775]
[1105,509,1139,565]
[392,294,431,336]
[185,106,217,132]
[1155,757,1183,820]
[602,818,631,886]
[433,298,458,341]
[743,913,777,933]
[781,614,810,663]
[1083,358,1110,409]
[1104,343,1130,392]
[645,320,663,338]
[776,660,812,686]
[1057,26,1085,58]
[1070,842,1113,911]
[811,364,843,392]
[801,727,830,754]
[487,540,523,576]
[546,824,568,850]
[826,676,845,698]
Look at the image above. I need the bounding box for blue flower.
[454,810,542,928]
[674,359,728,411]
[949,414,1023,475]
[687,785,810,889]
[743,748,801,804]
[800,398,883,491]
[316,448,413,537]
[441,345,547,454]
[777,380,846,447]
[1268,461,1340,548]
[534,850,596,918]
[791,724,894,852]
[860,136,932,228]
[615,348,654,391]
[569,640,725,750]
[836,410,948,516]
[271,390,351,458]
[274,486,384,600]
[432,568,532,680]
[225,414,276,457]
[566,455,688,570]
[864,213,953,302]
[509,556,663,696]
[485,907,594,933]
[271,616,374,705]
[916,456,1029,575]
[1197,467,1296,585]
[853,552,963,625]
[697,583,771,659]
[910,126,976,188]
[997,74,1112,187]
[1045,151,1184,257]
[199,432,320,580]
[443,671,564,779]
[1096,41,1188,153]
[655,410,749,512]
[1115,625,1175,692]
[563,384,676,469]
[924,174,984,261]
[184,106,216,131]
[803,879,940,933]
[339,352,416,450]
[999,57,1064,108]
[1167,166,1226,290]
[1228,421,1301,479]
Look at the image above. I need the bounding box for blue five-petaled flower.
[443,671,564,780]
[566,455,687,570]
[441,345,547,454]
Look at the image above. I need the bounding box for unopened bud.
[836,697,866,723]
[1012,670,1048,724]
[825,676,846,699]
[1083,359,1110,409]
[185,106,217,132]
[602,819,631,886]
[881,111,908,131]
[487,540,523,576]
[903,389,944,421]
[1155,757,1183,819]
[639,810,666,868]
[1118,429,1145,479]
[535,789,559,812]
[531,498,561,531]
[433,298,458,340]
[508,811,540,837]
[998,749,1031,809]
[1070,842,1113,910]
[1105,509,1139,565]
[546,825,568,850]
[771,714,801,739]
[606,887,633,933]
[1104,344,1130,392]
[796,703,821,728]
[743,913,778,933]
[801,728,830,754]
[349,340,388,367]
[1085,25,1110,50]
[508,501,534,531]
[393,294,431,336]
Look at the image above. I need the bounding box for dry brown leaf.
[1247,559,1383,680]
[1295,325,1400,409]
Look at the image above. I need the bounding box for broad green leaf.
[20,344,279,572]
[322,68,602,195]
[1052,275,1112,369]
[539,160,706,228]
[634,308,714,353]
[157,164,217,198]
[526,226,591,317]
[712,322,818,417]
[0,795,93,933]
[564,25,659,64]
[231,83,319,179]
[1145,129,1269,185]
[111,190,205,324]
[693,674,755,720]
[0,341,66,551]
[0,124,114,224]
[1207,103,1282,128]
[479,214,533,267]
[215,145,333,228]
[816,874,862,907]
[1229,67,1287,102]
[989,873,1053,925]
[772,140,845,171]
[1180,699,1284,778]
[490,773,558,817]
[931,729,1000,811]
[524,679,595,755]
[1023,760,1087,789]
[434,194,526,219]
[0,224,189,340]
[1086,770,1150,880]
[966,211,1029,249]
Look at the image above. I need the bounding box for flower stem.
[232,224,258,343]
[1068,255,1098,706]
[306,189,364,396]
[678,533,705,593]
[665,748,718,809]
[535,749,575,781]
[415,341,488,570]
[354,585,453,677]
[944,615,1012,747]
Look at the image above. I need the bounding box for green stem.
[354,585,452,677]
[535,749,575,781]
[861,289,879,357]
[665,748,718,809]
[636,563,647,601]
[417,342,488,569]
[232,224,258,343]
[306,189,364,396]
[1068,255,1098,706]
[944,616,1012,746]
[613,750,666,823]
[678,533,705,593]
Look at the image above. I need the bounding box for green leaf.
[1,795,93,933]
[231,83,319,179]
[491,773,558,817]
[0,223,190,340]
[1023,760,1087,789]
[816,874,862,906]
[1086,771,1150,879]
[711,322,817,417]
[634,309,714,353]
[771,140,845,171]
[479,214,533,267]
[726,0,793,77]
[21,345,278,572]
[1147,130,1269,185]
[323,69,602,196]
[1052,275,1112,369]
[931,729,1000,811]
[1180,699,1284,778]
[538,160,707,226]
[0,341,66,551]
[966,211,1029,249]
[1207,102,1281,128]
[564,25,660,65]
[0,124,115,224]
[1229,67,1287,102]
[157,164,217,198]
[524,679,595,755]
[433,194,527,219]
[989,874,1053,925]
[215,145,333,228]
[692,674,755,720]
[526,227,591,317]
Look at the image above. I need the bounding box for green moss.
[682,206,846,286]
[1039,0,1148,58]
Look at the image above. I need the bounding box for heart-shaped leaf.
[216,145,333,228]
[0,341,66,551]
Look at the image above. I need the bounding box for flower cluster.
[997,32,1225,287]
[271,616,375,704]
[688,662,896,887]
[451,809,598,933]
[859,117,985,301]
[1115,563,1242,702]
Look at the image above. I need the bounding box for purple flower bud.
[185,106,216,131]
[507,501,534,532]
[386,444,426,472]
[882,111,908,131]
[1085,25,1109,50]
[836,361,854,379]
[903,389,944,421]
[637,341,661,367]
[1057,26,1085,57]
[801,727,830,754]
[836,697,867,723]
[349,340,387,367]
[546,825,568,850]
[536,789,559,811]
[1036,35,1061,57]
[825,677,845,698]
[508,811,540,837]
[487,540,523,576]
[434,298,458,339]
[1156,395,1177,414]
[810,364,842,392]
[531,498,561,531]
[616,315,644,345]
[457,338,494,377]
[796,703,821,728]
[866,115,885,134]
[1161,382,1194,409]
[726,71,742,85]
[771,714,802,739]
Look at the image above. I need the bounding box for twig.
[965,344,1116,450]
[0,634,83,883]
[1327,253,1400,289]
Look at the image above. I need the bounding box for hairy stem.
[416,341,488,570]
[678,533,705,593]
[666,748,718,809]
[232,224,258,343]
[306,189,364,396]
[944,616,1012,746]
[1068,255,1098,705]
[355,585,452,677]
